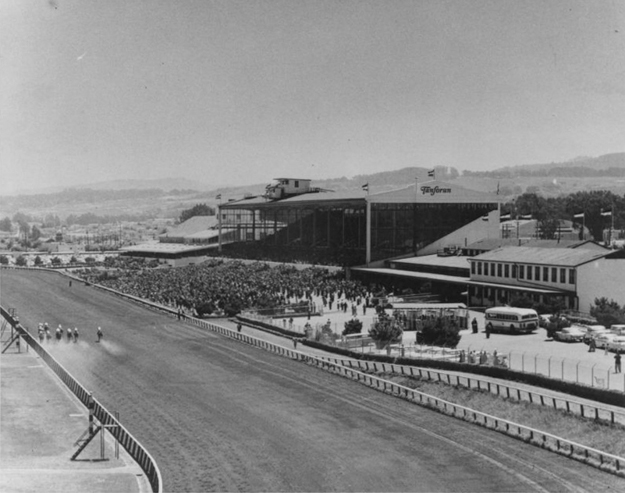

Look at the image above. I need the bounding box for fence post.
[522,352,525,372]
[561,359,565,380]
[591,364,597,386]
[548,356,551,377]
[534,354,538,374]
[576,361,580,383]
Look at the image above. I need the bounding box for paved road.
[2,269,624,492]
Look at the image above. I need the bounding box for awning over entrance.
[352,267,570,296]
[350,267,470,285]
[465,280,567,295]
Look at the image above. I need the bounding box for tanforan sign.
[420,185,452,196]
[368,180,500,204]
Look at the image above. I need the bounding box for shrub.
[369,313,403,349]
[591,297,625,327]
[0,255,8,265]
[15,255,27,266]
[419,317,461,348]
[223,301,242,317]
[196,302,216,318]
[342,318,363,336]
[34,255,43,266]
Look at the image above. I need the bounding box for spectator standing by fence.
[97,327,103,342]
[615,351,622,373]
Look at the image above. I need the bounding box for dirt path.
[2,269,624,492]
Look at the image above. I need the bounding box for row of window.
[471,261,576,285]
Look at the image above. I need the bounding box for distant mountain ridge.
[473,152,625,177]
[2,153,624,220]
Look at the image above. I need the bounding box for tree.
[591,298,625,327]
[179,203,214,223]
[419,317,461,348]
[368,312,403,349]
[0,217,12,232]
[51,256,62,266]
[31,225,42,242]
[509,294,534,309]
[34,255,43,266]
[15,255,27,266]
[0,255,8,265]
[565,191,623,241]
[342,318,363,336]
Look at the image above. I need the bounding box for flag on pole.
[601,209,612,217]
[216,194,222,200]
[427,169,435,178]
[361,183,369,192]
[573,212,584,219]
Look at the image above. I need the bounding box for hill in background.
[2,152,624,219]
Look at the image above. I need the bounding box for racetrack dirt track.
[2,269,624,492]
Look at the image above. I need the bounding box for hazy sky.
[2,0,624,194]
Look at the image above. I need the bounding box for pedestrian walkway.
[0,350,150,493]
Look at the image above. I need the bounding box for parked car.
[609,324,625,336]
[608,336,625,353]
[553,325,586,343]
[582,325,608,344]
[594,333,618,349]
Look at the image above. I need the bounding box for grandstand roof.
[121,243,216,254]
[221,180,498,209]
[160,216,217,239]
[220,190,366,209]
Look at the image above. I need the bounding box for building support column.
[366,199,371,265]
[218,206,222,253]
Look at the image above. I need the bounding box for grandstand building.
[218,179,501,267]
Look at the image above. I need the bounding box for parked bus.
[484,307,539,334]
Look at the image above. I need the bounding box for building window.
[294,180,299,188]
[512,264,517,278]
[497,263,502,277]
[479,262,483,275]
[519,265,525,279]
[504,264,509,278]
[551,267,557,283]
[471,262,476,274]
[527,265,532,280]
[560,268,566,283]
[569,269,575,285]
[544,267,549,281]
[490,263,495,276]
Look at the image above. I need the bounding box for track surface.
[2,269,624,492]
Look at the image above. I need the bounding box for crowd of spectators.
[79,259,378,317]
